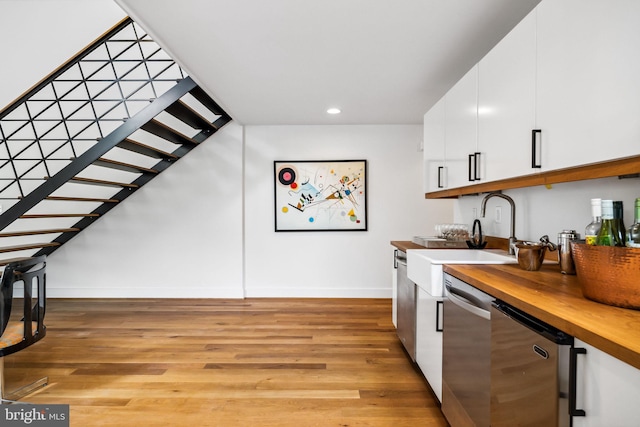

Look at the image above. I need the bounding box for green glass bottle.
[596,200,618,246]
[613,201,626,246]
[627,198,640,248]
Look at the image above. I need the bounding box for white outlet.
[472,208,478,219]
[495,206,502,223]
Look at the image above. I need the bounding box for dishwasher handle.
[493,300,573,345]
[446,283,491,320]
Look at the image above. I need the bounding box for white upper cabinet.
[423,97,446,193]
[536,0,640,170]
[423,0,640,194]
[478,10,537,181]
[423,66,479,192]
[445,65,479,189]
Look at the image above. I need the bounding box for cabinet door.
[573,338,640,426]
[537,0,640,171]
[416,287,443,402]
[423,98,446,192]
[478,9,537,181]
[445,65,478,189]
[391,248,398,328]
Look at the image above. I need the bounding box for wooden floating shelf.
[425,155,640,199]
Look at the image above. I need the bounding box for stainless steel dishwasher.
[491,300,582,427]
[442,273,493,427]
[395,250,416,361]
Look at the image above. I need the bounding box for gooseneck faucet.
[480,192,517,255]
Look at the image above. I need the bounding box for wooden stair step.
[0,257,35,267]
[141,119,198,145]
[68,177,139,188]
[20,213,99,219]
[165,100,218,134]
[92,158,159,174]
[117,138,178,160]
[44,196,119,203]
[188,86,225,116]
[0,228,80,238]
[0,242,60,253]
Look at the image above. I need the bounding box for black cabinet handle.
[569,347,587,417]
[532,129,542,168]
[468,154,475,182]
[437,166,444,188]
[393,249,398,269]
[436,300,443,332]
[474,152,481,181]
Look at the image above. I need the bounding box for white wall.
[0,0,126,107]
[244,125,453,297]
[46,124,452,298]
[453,177,640,245]
[48,122,245,297]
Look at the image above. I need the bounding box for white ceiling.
[116,0,541,125]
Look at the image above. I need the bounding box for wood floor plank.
[3,298,447,427]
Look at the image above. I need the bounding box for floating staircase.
[0,17,231,266]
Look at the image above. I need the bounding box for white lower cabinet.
[573,338,640,427]
[416,286,443,402]
[391,248,399,328]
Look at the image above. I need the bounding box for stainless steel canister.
[558,230,580,275]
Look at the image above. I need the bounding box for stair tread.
[68,177,139,188]
[93,158,159,174]
[0,242,60,253]
[141,119,199,145]
[0,257,37,267]
[0,228,80,237]
[117,138,178,160]
[165,100,218,133]
[20,213,100,218]
[188,86,225,116]
[45,196,119,203]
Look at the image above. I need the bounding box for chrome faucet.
[480,192,517,255]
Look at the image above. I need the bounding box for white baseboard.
[24,287,391,299]
[244,287,392,299]
[40,286,245,299]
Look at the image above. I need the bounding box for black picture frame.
[274,160,367,232]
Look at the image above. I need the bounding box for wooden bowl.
[571,242,640,309]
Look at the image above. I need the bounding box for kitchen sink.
[406,249,516,297]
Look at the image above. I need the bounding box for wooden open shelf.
[425,155,640,199]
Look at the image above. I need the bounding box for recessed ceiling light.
[327,108,341,115]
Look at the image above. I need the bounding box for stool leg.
[0,358,4,402]
[0,357,48,403]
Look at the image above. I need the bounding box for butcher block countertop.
[444,262,640,370]
[391,241,640,370]
[391,241,427,252]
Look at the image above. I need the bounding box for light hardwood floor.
[5,298,448,427]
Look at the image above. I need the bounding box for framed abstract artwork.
[274,160,367,231]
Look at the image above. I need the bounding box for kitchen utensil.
[540,234,558,252]
[515,242,546,271]
[466,219,487,249]
[557,230,579,274]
